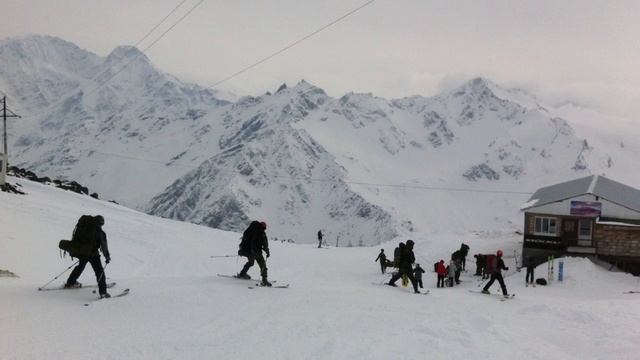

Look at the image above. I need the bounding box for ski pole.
[97,262,110,285]
[38,260,79,290]
[210,255,238,258]
[477,278,490,287]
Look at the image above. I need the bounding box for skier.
[525,256,535,287]
[317,230,323,248]
[482,250,510,297]
[392,242,405,268]
[387,240,420,293]
[473,254,482,276]
[65,215,111,298]
[374,249,387,274]
[237,221,272,286]
[459,243,470,271]
[447,258,457,287]
[435,260,447,288]
[413,263,426,289]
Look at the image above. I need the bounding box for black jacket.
[97,227,110,260]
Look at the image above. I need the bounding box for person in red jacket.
[436,259,447,288]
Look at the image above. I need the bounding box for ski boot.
[261,277,272,287]
[100,293,111,299]
[386,282,397,287]
[64,282,82,289]
[481,289,490,294]
[236,272,251,280]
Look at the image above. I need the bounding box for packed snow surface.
[2,178,640,359]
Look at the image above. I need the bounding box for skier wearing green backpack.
[64,215,111,298]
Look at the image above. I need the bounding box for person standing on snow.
[387,240,420,294]
[317,230,323,248]
[525,256,535,287]
[237,221,272,286]
[447,258,457,287]
[374,249,387,274]
[436,260,447,288]
[482,250,510,297]
[413,263,426,289]
[65,215,111,298]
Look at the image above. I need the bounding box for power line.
[206,0,377,89]
[134,0,190,48]
[91,150,533,196]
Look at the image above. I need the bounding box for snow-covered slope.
[2,178,640,360]
[2,35,639,245]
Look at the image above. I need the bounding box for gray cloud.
[3,0,639,118]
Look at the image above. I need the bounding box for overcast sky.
[4,0,640,118]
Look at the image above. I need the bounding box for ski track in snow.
[2,178,640,359]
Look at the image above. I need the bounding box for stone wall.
[596,225,640,257]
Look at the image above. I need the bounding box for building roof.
[521,175,640,212]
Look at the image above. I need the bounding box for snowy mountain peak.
[105,45,149,65]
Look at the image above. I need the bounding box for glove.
[505,267,509,271]
[265,251,270,258]
[105,257,111,264]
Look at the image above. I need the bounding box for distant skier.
[436,260,447,288]
[525,256,535,287]
[473,254,483,276]
[65,215,111,298]
[387,240,420,294]
[317,230,323,248]
[237,221,272,286]
[413,263,426,289]
[447,259,457,287]
[482,250,510,297]
[392,242,405,268]
[458,243,470,271]
[374,249,387,274]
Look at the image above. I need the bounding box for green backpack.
[59,215,99,258]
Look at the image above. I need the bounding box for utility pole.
[1,96,21,186]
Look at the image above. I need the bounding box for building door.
[563,219,578,246]
[578,218,593,247]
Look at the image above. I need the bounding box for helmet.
[94,215,105,226]
[259,221,267,230]
[496,250,503,257]
[380,249,384,252]
[406,240,415,246]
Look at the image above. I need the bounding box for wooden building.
[521,175,640,275]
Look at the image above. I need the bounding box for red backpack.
[485,254,498,274]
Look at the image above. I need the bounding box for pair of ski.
[374,282,430,295]
[217,274,289,289]
[468,289,515,301]
[39,282,130,304]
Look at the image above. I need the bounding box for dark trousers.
[240,253,268,279]
[389,268,418,292]
[526,267,534,283]
[416,278,423,288]
[380,263,386,274]
[66,255,107,295]
[437,275,445,288]
[454,270,461,284]
[483,273,508,295]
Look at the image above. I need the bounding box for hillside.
[2,35,640,245]
[2,178,640,359]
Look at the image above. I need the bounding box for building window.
[534,216,557,235]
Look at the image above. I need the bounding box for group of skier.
[375,241,513,297]
[55,215,516,298]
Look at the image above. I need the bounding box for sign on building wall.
[570,201,602,217]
